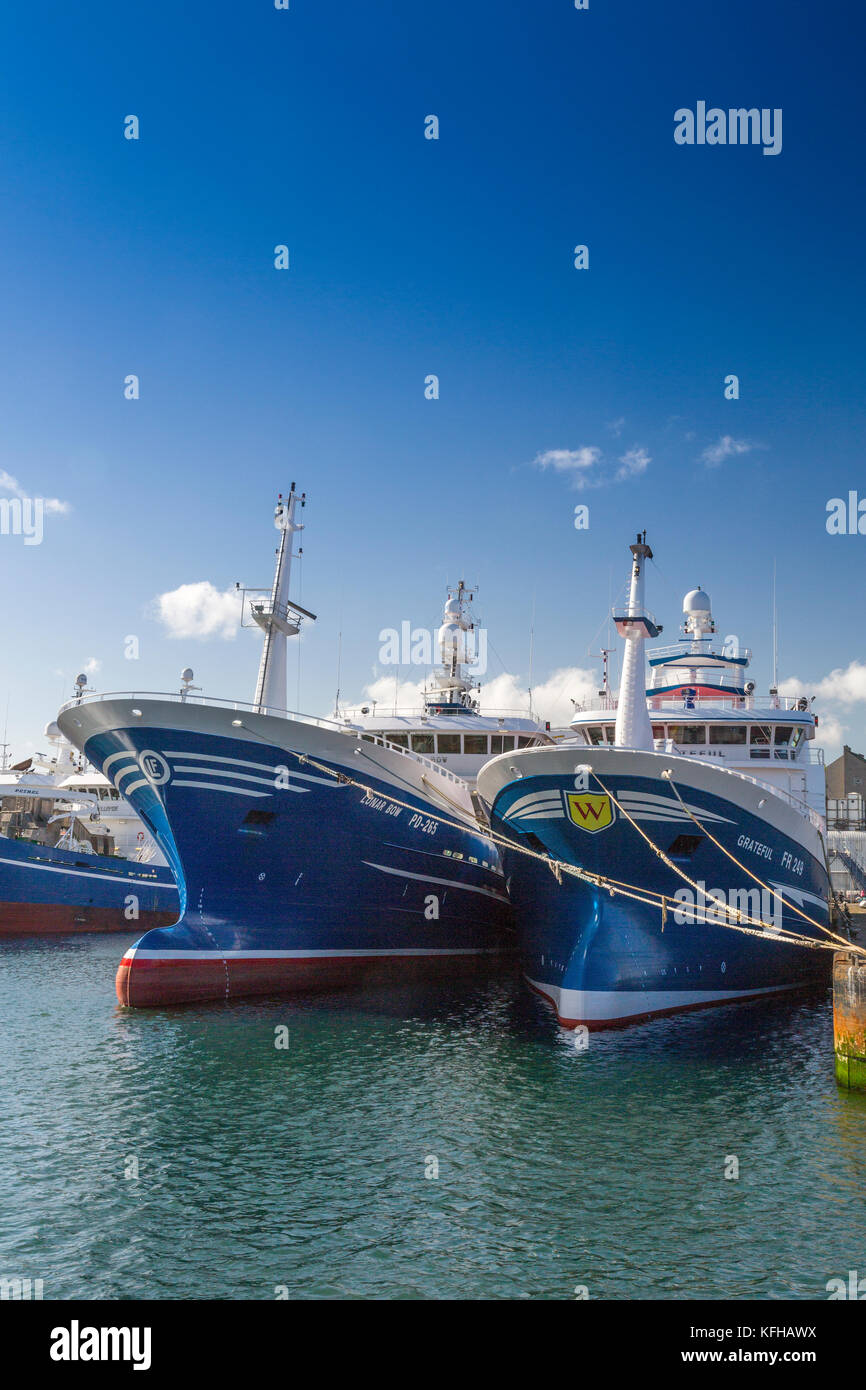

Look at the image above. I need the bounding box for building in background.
[826,746,866,831]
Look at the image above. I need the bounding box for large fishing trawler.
[477,533,834,1028]
[58,488,549,1006]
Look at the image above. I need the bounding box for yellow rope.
[281,744,854,955]
[662,774,856,951]
[589,769,865,957]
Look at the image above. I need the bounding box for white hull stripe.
[528,976,798,1022]
[505,790,564,819]
[362,861,509,902]
[170,780,271,798]
[172,766,291,791]
[112,765,142,786]
[766,881,829,911]
[163,751,336,788]
[124,947,506,961]
[616,791,733,825]
[0,854,178,891]
[103,750,136,774]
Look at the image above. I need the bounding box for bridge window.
[709,725,747,744]
[749,725,771,758]
[464,735,489,755]
[437,735,461,754]
[386,733,408,747]
[411,733,435,755]
[668,725,707,745]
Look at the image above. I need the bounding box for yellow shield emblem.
[566,792,614,833]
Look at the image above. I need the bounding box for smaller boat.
[0,707,179,936]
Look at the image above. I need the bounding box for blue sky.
[1,0,865,758]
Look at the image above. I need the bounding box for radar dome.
[683,588,711,613]
[43,720,61,740]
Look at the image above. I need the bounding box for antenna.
[0,694,9,772]
[589,647,614,707]
[771,558,778,691]
[334,630,343,718]
[527,590,536,719]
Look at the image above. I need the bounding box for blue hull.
[0,833,178,935]
[485,762,832,1027]
[74,722,514,1005]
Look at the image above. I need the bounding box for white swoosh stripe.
[0,853,177,891]
[164,750,335,788]
[505,790,563,817]
[362,861,509,902]
[103,750,135,773]
[172,765,281,789]
[170,780,271,798]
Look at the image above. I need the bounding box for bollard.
[833,951,866,1091]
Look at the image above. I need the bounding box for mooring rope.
[267,739,858,955]
[588,769,866,957]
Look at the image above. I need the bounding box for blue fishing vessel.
[476,534,834,1028]
[58,488,547,1005]
[0,714,178,935]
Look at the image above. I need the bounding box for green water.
[2,933,865,1300]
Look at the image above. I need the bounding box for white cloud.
[607,417,625,437]
[700,436,755,467]
[153,581,241,640]
[780,661,866,708]
[344,665,599,729]
[533,444,650,491]
[0,468,70,514]
[83,657,101,675]
[616,446,651,482]
[481,666,599,726]
[779,662,866,762]
[533,446,603,489]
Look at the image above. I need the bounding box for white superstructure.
[335,580,550,783]
[569,574,825,818]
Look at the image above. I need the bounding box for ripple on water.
[1,936,865,1298]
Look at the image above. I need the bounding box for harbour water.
[3,933,866,1301]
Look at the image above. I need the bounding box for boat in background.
[477,532,833,1029]
[58,487,547,1006]
[0,702,178,936]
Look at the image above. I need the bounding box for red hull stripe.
[0,903,178,937]
[116,949,513,1007]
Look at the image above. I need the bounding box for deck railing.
[58,692,468,789]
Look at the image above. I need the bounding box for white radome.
[683,587,712,613]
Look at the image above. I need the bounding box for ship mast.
[613,532,661,750]
[427,580,479,713]
[248,486,316,714]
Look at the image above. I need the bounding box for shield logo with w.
[566,792,614,833]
